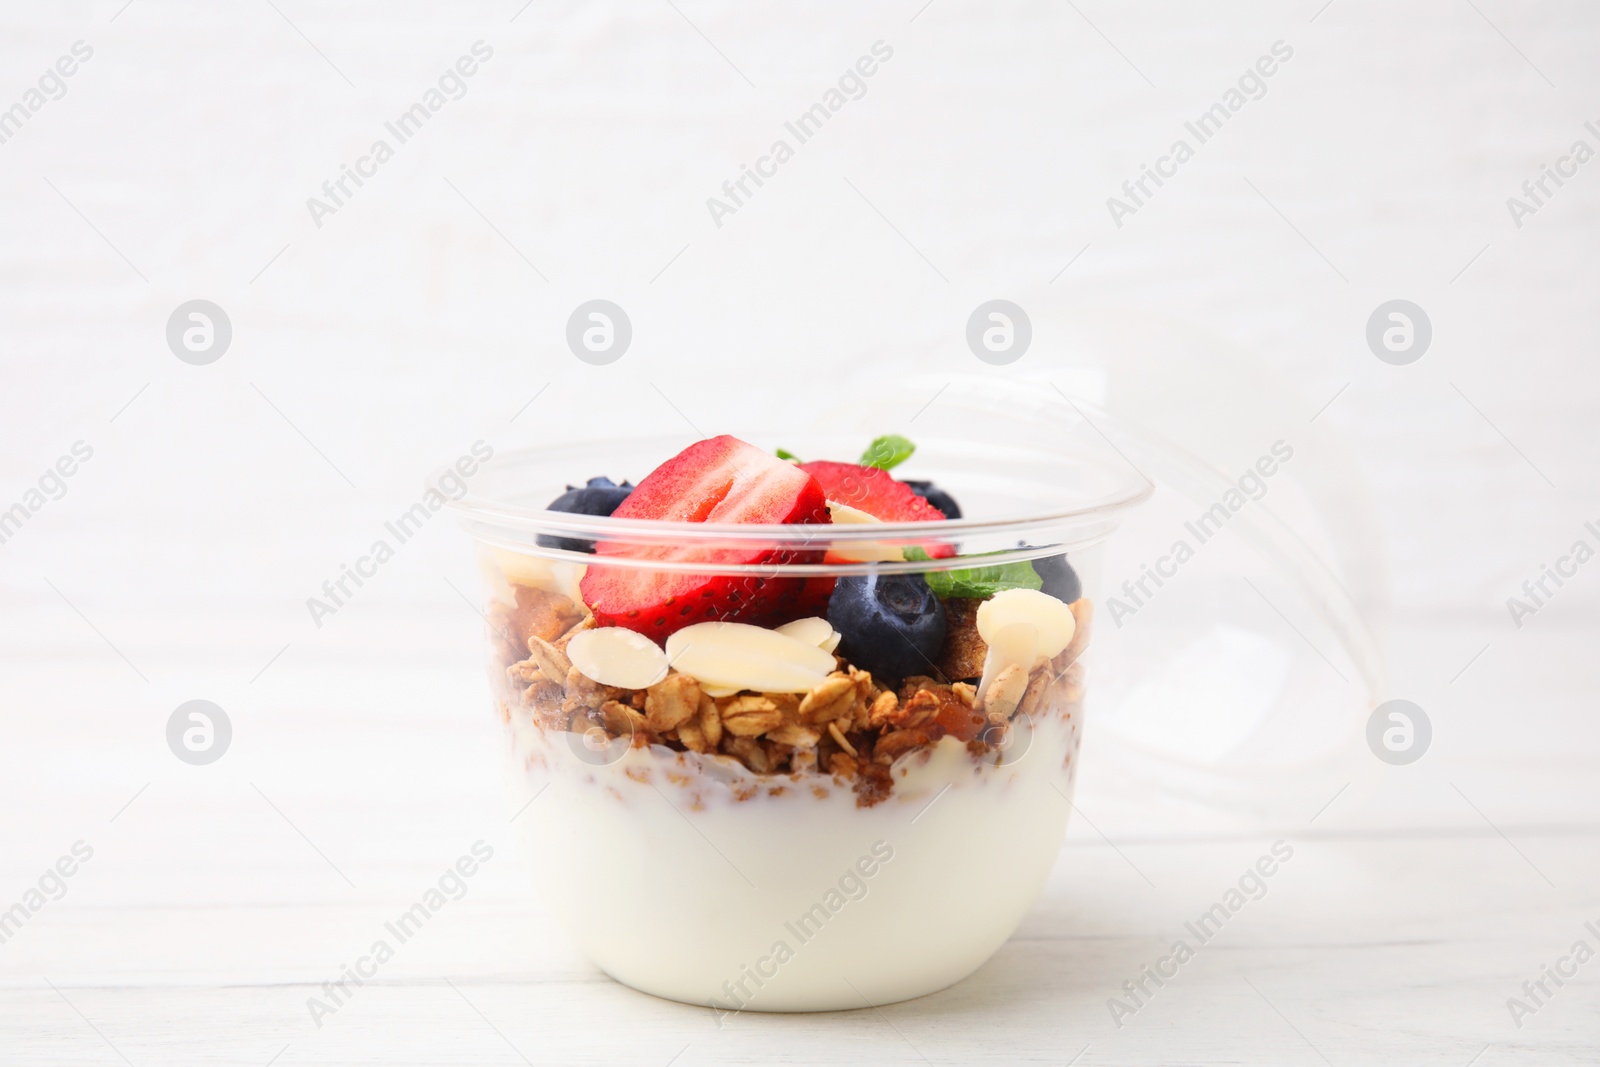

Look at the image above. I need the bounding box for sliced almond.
[490,547,587,604]
[776,615,844,654]
[665,622,835,694]
[976,620,1040,703]
[566,627,670,690]
[977,588,1077,660]
[775,616,837,648]
[827,501,878,524]
[825,501,905,562]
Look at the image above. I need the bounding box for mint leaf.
[929,561,1043,599]
[904,547,1044,599]
[776,448,801,462]
[860,434,915,471]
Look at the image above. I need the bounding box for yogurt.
[503,698,1082,1012]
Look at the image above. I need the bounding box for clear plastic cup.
[452,429,1150,1012]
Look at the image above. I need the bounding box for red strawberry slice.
[580,436,833,637]
[799,461,956,559]
[800,461,948,520]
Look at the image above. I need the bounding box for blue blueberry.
[537,476,633,553]
[1028,548,1081,604]
[904,479,962,519]
[828,573,947,683]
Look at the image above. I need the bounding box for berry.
[538,476,634,553]
[1029,551,1082,604]
[775,575,838,623]
[581,436,831,637]
[800,460,955,559]
[827,573,947,683]
[903,479,962,519]
[799,461,948,522]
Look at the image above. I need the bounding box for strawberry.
[580,436,833,637]
[800,460,956,559]
[800,461,949,521]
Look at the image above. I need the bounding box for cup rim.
[447,439,1154,555]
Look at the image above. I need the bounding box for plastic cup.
[452,430,1149,1012]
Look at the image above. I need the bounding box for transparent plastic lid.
[874,309,1389,832]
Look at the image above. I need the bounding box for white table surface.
[3,1,1598,1064]
[4,618,1597,1065]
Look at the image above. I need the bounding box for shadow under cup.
[452,435,1149,1011]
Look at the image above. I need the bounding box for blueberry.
[537,476,633,553]
[904,479,962,519]
[827,573,947,683]
[1026,547,1081,604]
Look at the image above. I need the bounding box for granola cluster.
[491,582,1091,805]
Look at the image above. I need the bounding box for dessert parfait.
[462,432,1135,1012]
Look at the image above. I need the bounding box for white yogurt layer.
[503,703,1082,1012]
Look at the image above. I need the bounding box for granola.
[495,581,1089,806]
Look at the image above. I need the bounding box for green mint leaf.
[903,547,1044,599]
[776,448,801,462]
[859,434,915,471]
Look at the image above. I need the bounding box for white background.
[2,1,1597,1064]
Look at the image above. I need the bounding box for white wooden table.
[2,618,1595,1065]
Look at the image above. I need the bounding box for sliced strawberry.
[747,574,837,628]
[800,461,948,521]
[580,436,832,638]
[800,461,956,559]
[786,575,839,619]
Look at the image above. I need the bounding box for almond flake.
[824,501,904,562]
[975,621,1041,709]
[567,627,670,690]
[665,622,835,694]
[977,588,1077,660]
[774,616,838,651]
[490,547,587,604]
